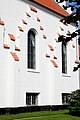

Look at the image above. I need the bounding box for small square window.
[26,93,39,106]
[62,93,70,104]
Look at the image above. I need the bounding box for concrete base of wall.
[0,105,69,115]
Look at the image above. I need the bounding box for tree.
[68,89,80,116]
[56,0,80,71]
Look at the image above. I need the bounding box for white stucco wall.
[0,0,79,107]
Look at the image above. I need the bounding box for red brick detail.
[67,30,71,34]
[43,34,47,39]
[45,53,50,58]
[57,33,60,36]
[30,5,37,13]
[3,44,10,49]
[22,19,27,25]
[40,26,44,30]
[15,46,20,51]
[37,17,40,22]
[26,12,31,17]
[10,52,19,61]
[65,23,68,26]
[72,44,75,48]
[75,60,80,64]
[48,45,54,51]
[54,55,57,59]
[79,46,80,60]
[0,20,5,25]
[54,38,58,42]
[60,26,64,31]
[18,26,24,32]
[8,34,16,41]
[51,60,58,68]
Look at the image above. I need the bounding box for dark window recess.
[62,93,70,104]
[28,30,36,69]
[62,42,67,74]
[26,93,39,106]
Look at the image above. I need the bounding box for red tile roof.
[32,0,68,17]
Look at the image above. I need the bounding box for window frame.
[26,92,39,106]
[62,42,67,74]
[62,93,70,104]
[27,29,36,69]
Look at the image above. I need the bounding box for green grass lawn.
[0,110,80,120]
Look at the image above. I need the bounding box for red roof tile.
[8,34,16,41]
[3,44,10,49]
[30,5,37,13]
[45,53,50,58]
[26,12,31,17]
[10,52,19,61]
[60,26,64,31]
[72,44,75,48]
[54,55,57,59]
[32,0,68,17]
[22,19,27,25]
[37,17,41,22]
[51,60,58,68]
[43,34,47,39]
[40,26,44,30]
[75,60,80,64]
[0,20,5,25]
[48,45,54,51]
[54,38,58,42]
[15,46,20,51]
[18,26,24,32]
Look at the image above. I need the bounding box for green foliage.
[68,89,80,116]
[0,110,80,120]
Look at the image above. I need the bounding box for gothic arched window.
[62,42,67,74]
[28,29,36,69]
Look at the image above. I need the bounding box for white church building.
[0,0,80,108]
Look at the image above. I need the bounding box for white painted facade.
[0,0,79,108]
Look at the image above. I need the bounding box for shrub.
[68,89,80,116]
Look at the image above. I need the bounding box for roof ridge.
[32,0,68,17]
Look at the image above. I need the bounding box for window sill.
[27,69,40,73]
[62,74,71,77]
